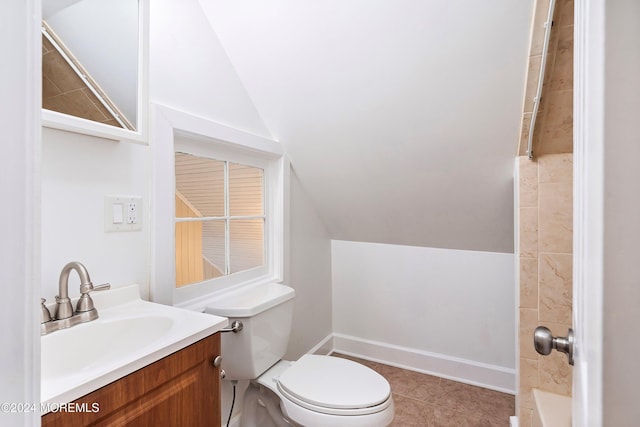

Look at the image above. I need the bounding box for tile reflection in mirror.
[41,0,138,129]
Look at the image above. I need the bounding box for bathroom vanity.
[42,333,221,426]
[40,284,227,427]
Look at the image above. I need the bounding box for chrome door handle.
[534,326,574,365]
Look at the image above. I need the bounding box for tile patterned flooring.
[332,353,515,427]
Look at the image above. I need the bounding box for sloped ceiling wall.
[150,0,272,137]
[199,0,534,253]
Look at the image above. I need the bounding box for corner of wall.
[285,171,333,360]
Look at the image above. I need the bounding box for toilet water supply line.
[526,0,556,160]
[226,380,237,427]
[222,320,242,427]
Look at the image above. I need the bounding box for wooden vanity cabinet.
[42,333,221,427]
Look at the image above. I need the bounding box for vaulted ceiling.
[198,0,534,253]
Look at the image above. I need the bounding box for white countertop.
[41,284,228,410]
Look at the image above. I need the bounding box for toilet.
[204,283,394,427]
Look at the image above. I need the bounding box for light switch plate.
[104,195,142,232]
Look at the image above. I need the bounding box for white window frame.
[151,104,287,308]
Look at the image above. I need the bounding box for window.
[174,153,266,287]
[151,105,286,308]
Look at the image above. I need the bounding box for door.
[573,0,640,425]
[573,0,604,425]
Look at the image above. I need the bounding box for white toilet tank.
[204,283,295,380]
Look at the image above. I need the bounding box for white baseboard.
[306,333,334,355]
[332,333,516,394]
[510,415,518,427]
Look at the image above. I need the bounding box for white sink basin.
[42,316,174,380]
[41,284,227,409]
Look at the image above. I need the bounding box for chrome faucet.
[40,262,110,335]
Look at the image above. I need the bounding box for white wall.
[285,170,333,359]
[332,240,516,391]
[200,0,533,254]
[40,128,150,300]
[149,0,271,138]
[0,0,40,425]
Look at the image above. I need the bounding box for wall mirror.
[41,0,148,143]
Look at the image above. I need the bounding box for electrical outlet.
[127,212,137,224]
[126,201,137,224]
[105,195,142,232]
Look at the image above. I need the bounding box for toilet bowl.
[204,282,394,427]
[251,356,394,427]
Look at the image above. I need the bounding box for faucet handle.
[79,281,110,294]
[40,298,52,323]
[76,283,111,313]
[91,283,111,292]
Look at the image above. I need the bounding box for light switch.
[112,203,124,224]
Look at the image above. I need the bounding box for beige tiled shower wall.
[516,1,574,425]
[517,155,573,427]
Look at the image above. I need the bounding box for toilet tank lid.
[203,282,295,317]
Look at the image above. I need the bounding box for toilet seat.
[254,356,395,427]
[276,355,391,416]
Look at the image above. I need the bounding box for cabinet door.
[43,333,221,427]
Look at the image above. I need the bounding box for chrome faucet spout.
[55,261,92,320]
[58,261,92,299]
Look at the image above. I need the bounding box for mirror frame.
[41,0,149,144]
